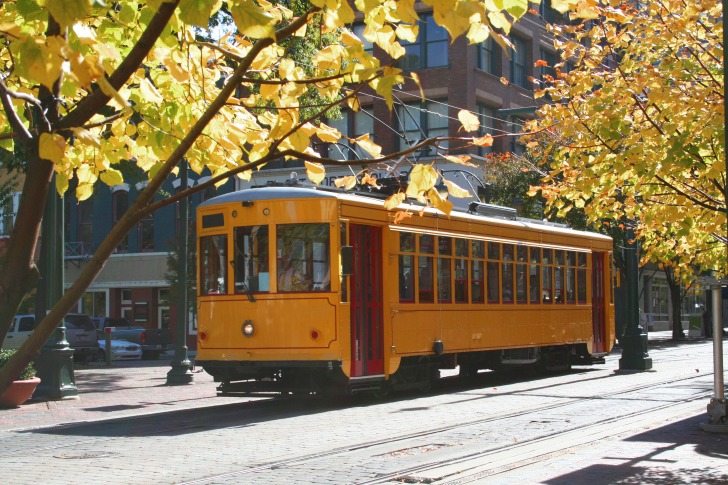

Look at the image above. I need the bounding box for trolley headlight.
[242,320,255,337]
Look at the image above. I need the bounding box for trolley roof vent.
[517,218,570,229]
[467,202,518,220]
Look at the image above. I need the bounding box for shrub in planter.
[0,349,36,380]
[0,349,39,407]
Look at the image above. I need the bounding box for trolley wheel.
[371,383,391,400]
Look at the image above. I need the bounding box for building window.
[400,14,449,71]
[138,211,154,251]
[78,198,93,255]
[112,189,129,252]
[477,37,499,76]
[397,100,449,153]
[134,301,149,323]
[81,290,107,317]
[326,108,374,160]
[539,0,561,24]
[0,193,15,235]
[510,37,529,89]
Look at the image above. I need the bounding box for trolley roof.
[199,185,612,244]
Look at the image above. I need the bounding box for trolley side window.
[455,239,469,303]
[577,252,588,303]
[233,225,269,294]
[418,235,435,303]
[277,224,330,292]
[399,232,416,303]
[437,236,452,303]
[200,235,228,295]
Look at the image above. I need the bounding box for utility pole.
[701,0,728,432]
[33,177,78,399]
[701,278,727,431]
[618,226,652,371]
[167,160,194,385]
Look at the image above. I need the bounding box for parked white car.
[98,339,142,361]
[4,315,35,349]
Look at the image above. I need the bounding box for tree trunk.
[0,146,51,345]
[664,267,684,340]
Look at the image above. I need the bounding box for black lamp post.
[33,176,78,399]
[167,160,194,385]
[618,225,652,371]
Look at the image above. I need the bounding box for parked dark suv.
[63,313,102,362]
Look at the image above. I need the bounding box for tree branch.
[57,0,181,131]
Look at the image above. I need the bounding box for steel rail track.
[174,370,713,485]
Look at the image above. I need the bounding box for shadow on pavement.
[19,398,327,438]
[544,414,728,485]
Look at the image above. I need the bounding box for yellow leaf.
[393,210,412,224]
[395,24,419,43]
[76,164,96,184]
[370,66,404,110]
[230,1,277,39]
[458,109,480,132]
[55,171,69,196]
[574,3,600,20]
[410,72,425,101]
[428,187,453,216]
[316,122,341,143]
[279,58,295,80]
[139,78,164,104]
[76,182,94,202]
[69,53,105,88]
[39,133,66,164]
[406,164,439,197]
[444,179,472,198]
[100,168,124,187]
[334,175,358,190]
[71,127,101,148]
[354,134,382,159]
[305,161,326,185]
[163,56,191,82]
[472,134,493,147]
[442,154,477,167]
[361,173,380,188]
[384,192,407,210]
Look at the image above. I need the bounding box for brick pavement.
[0,332,725,485]
[0,353,260,432]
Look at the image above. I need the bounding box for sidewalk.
[0,332,725,485]
[0,355,262,432]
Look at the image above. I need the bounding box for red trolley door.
[349,224,384,377]
[591,252,608,354]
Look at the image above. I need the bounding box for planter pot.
[0,377,41,407]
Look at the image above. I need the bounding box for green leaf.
[230,1,276,39]
[179,0,221,28]
[45,0,92,28]
[10,37,64,89]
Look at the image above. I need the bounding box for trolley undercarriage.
[198,343,604,397]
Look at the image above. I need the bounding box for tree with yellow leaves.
[0,0,552,395]
[526,0,726,284]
